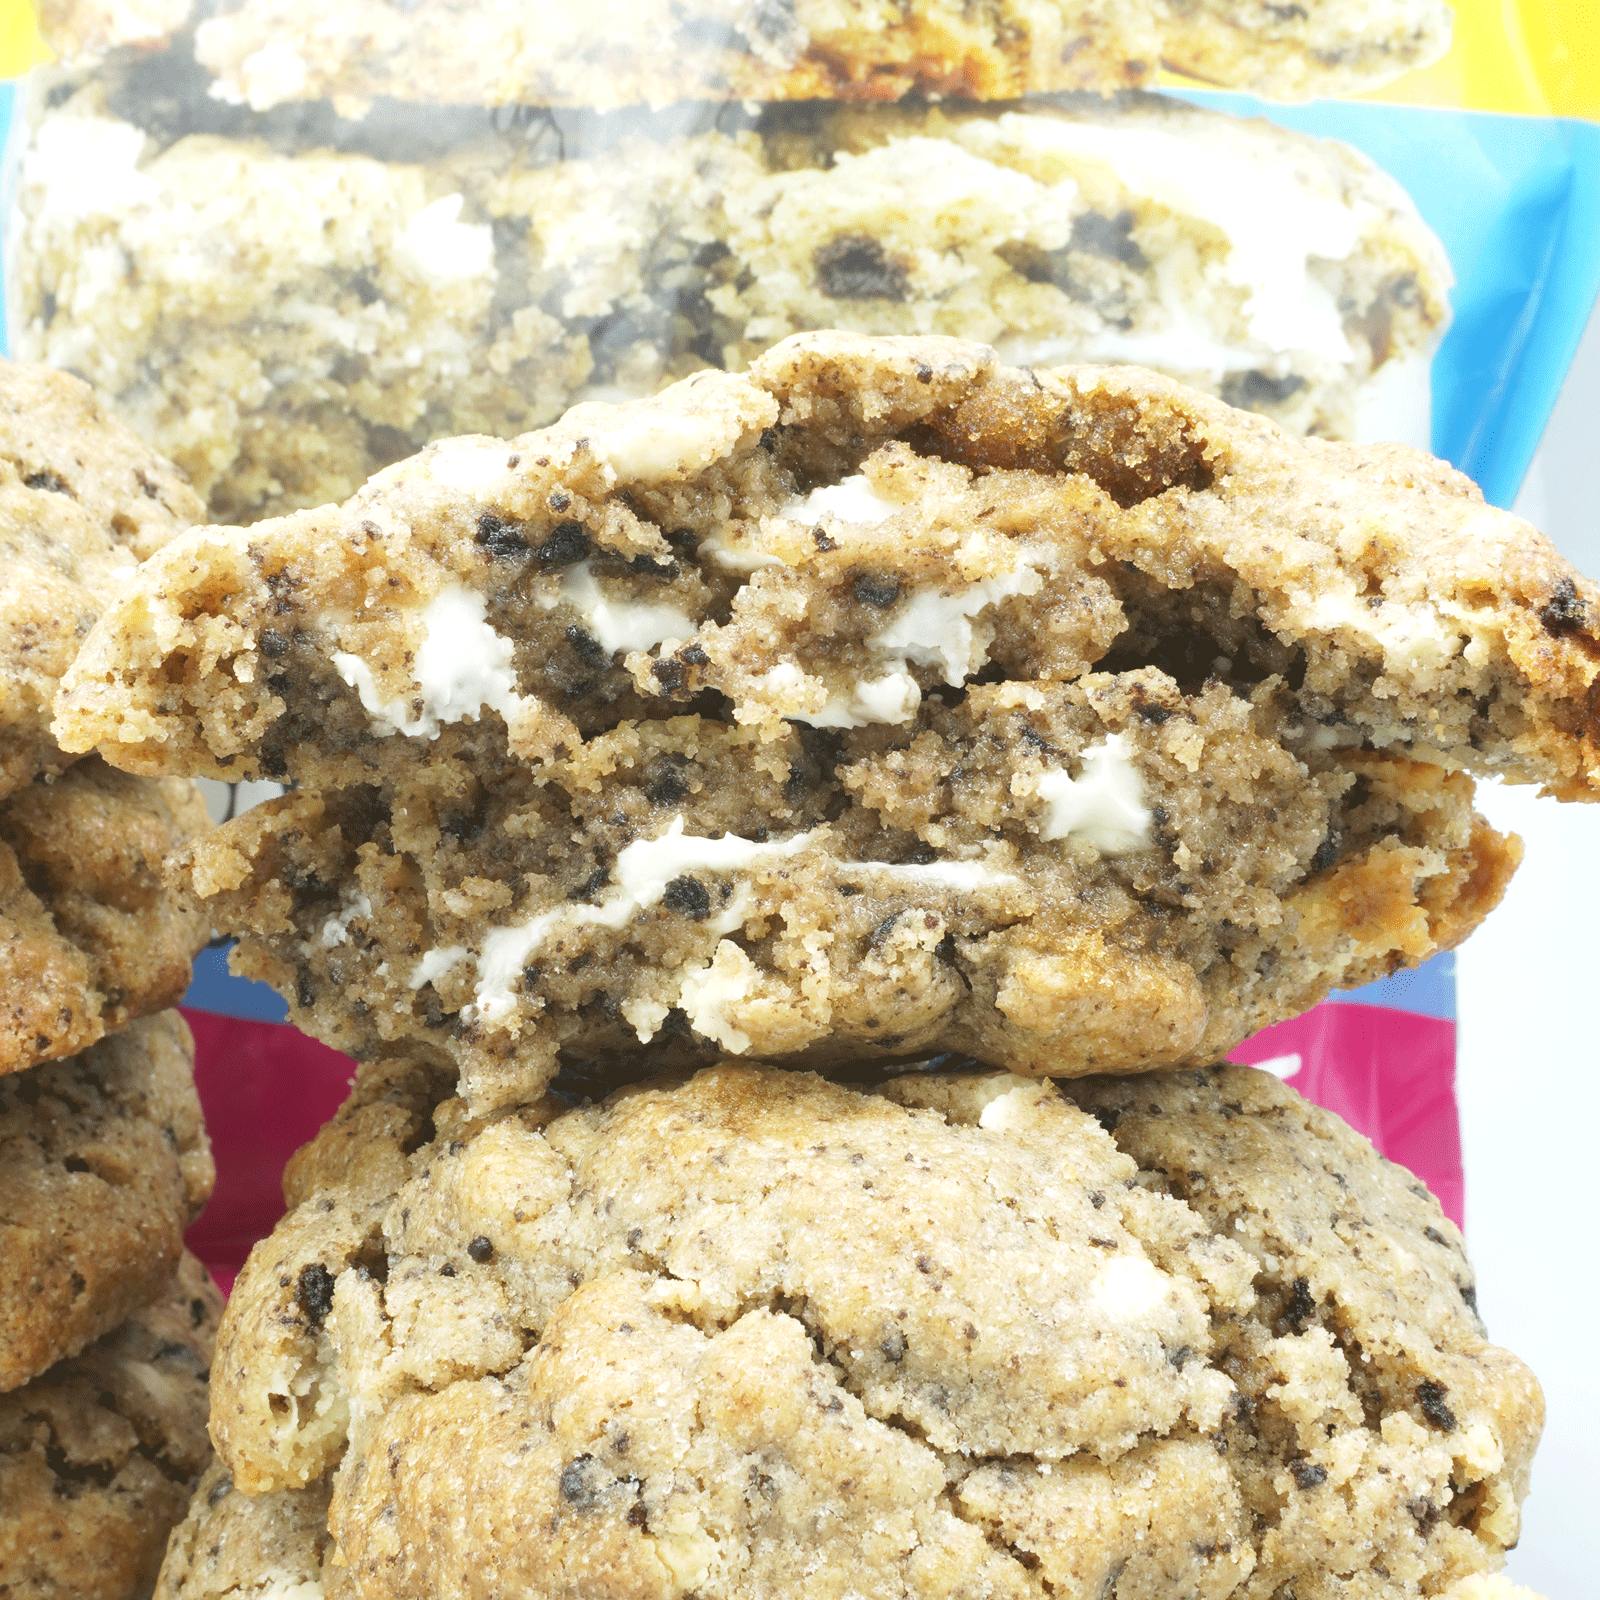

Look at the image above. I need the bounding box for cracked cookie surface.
[0,356,201,796]
[206,1061,1539,1600]
[57,332,1590,1105]
[14,88,1449,523]
[0,1250,221,1600]
[0,758,211,1075]
[0,1011,214,1392]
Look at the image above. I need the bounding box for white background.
[1460,297,1600,1595]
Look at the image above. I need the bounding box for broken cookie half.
[57,333,1597,1106]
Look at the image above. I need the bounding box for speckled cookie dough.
[175,699,1517,1108]
[0,1250,221,1600]
[1158,0,1453,101]
[0,357,202,797]
[0,758,211,1075]
[56,332,1596,1104]
[12,86,1450,523]
[0,1011,213,1394]
[204,1061,1540,1600]
[154,1458,336,1600]
[36,0,1449,109]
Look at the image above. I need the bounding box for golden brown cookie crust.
[0,1250,221,1600]
[0,758,210,1075]
[0,1011,214,1393]
[0,356,201,798]
[208,1061,1539,1600]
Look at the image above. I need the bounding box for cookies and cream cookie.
[56,333,1592,1105]
[168,707,1516,1109]
[36,0,1449,109]
[12,88,1450,523]
[0,1011,214,1392]
[0,758,211,1074]
[0,357,201,796]
[155,1459,334,1600]
[0,1250,221,1600]
[202,1059,1540,1600]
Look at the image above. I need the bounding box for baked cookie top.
[0,1011,213,1393]
[207,1060,1540,1600]
[37,0,1448,109]
[0,1250,221,1600]
[0,758,211,1075]
[0,357,201,798]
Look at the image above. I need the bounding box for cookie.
[57,332,1592,1104]
[174,707,1516,1109]
[0,1011,214,1393]
[0,356,202,796]
[0,1249,221,1600]
[153,1479,1552,1600]
[1160,0,1454,102]
[205,1060,1541,1600]
[36,0,1448,109]
[154,1459,335,1600]
[13,85,1450,523]
[0,758,211,1075]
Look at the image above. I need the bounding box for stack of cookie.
[50,329,1595,1596]
[16,2,1454,524]
[0,360,221,1599]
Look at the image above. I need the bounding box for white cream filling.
[426,444,512,496]
[976,115,1363,364]
[1035,735,1152,855]
[409,818,1015,1030]
[1304,591,1464,673]
[848,859,1017,892]
[332,585,526,739]
[234,41,312,110]
[409,944,468,990]
[318,887,372,950]
[975,1078,1046,1131]
[25,115,158,225]
[697,526,784,573]
[675,944,761,1054]
[1090,1256,1171,1321]
[573,401,754,484]
[393,194,493,288]
[538,561,695,656]
[702,474,903,573]
[809,671,924,729]
[780,474,901,527]
[784,555,1042,731]
[872,562,1043,686]
[1349,350,1434,451]
[464,817,816,1023]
